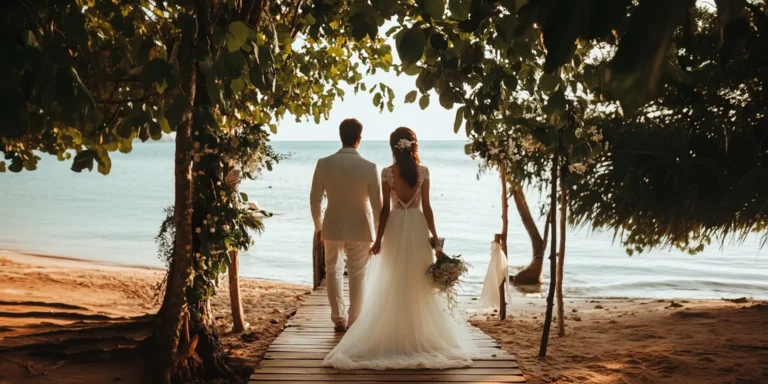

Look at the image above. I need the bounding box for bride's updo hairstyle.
[389,127,420,188]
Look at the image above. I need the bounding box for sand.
[469,296,768,384]
[2,250,766,384]
[0,250,309,383]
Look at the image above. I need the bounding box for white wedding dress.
[323,165,477,370]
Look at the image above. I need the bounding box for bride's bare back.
[387,164,427,207]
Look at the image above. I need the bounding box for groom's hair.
[339,118,363,146]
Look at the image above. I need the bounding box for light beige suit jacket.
[310,148,382,242]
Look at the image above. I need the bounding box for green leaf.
[72,150,97,173]
[8,158,23,173]
[454,106,465,133]
[425,0,446,20]
[372,0,397,14]
[503,75,518,91]
[404,90,418,103]
[97,153,112,175]
[257,46,274,70]
[419,94,430,110]
[403,64,422,76]
[397,27,426,67]
[269,124,278,134]
[249,65,266,89]
[231,77,245,93]
[540,2,582,73]
[227,21,249,52]
[240,192,248,202]
[373,92,382,107]
[539,73,560,94]
[142,58,170,87]
[439,91,454,109]
[448,0,471,20]
[158,117,172,134]
[64,8,88,51]
[348,12,378,41]
[207,79,222,105]
[149,121,162,141]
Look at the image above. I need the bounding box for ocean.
[1,141,766,300]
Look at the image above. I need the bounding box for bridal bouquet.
[426,237,470,309]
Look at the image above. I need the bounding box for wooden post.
[557,161,568,337]
[228,249,245,333]
[312,232,325,290]
[539,143,559,357]
[498,162,509,320]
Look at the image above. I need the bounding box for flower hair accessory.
[396,138,415,151]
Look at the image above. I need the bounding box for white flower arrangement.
[396,138,414,150]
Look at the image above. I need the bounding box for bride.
[323,127,477,370]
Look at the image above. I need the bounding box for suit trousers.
[323,240,372,327]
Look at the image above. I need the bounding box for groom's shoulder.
[356,155,378,169]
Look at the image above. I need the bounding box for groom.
[310,118,382,332]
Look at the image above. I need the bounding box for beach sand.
[1,250,766,384]
[0,250,309,383]
[469,295,768,384]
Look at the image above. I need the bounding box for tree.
[147,0,393,381]
[1,0,392,381]
[568,4,768,255]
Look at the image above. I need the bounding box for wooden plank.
[251,382,523,384]
[264,352,516,361]
[270,340,500,348]
[249,373,526,382]
[256,360,519,369]
[250,279,525,384]
[252,367,523,375]
[267,346,504,352]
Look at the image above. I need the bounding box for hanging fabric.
[480,240,510,309]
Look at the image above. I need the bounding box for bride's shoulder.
[381,166,394,182]
[419,165,429,179]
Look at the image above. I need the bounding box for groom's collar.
[337,148,360,155]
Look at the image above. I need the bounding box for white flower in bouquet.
[425,238,470,310]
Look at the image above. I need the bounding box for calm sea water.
[1,141,766,299]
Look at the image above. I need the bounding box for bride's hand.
[369,241,381,255]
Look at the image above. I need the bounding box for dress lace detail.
[382,166,429,210]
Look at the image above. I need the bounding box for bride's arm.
[370,179,390,255]
[422,178,440,251]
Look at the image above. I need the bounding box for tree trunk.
[228,249,246,333]
[511,187,547,285]
[557,161,568,337]
[145,8,198,383]
[538,148,559,358]
[498,162,509,320]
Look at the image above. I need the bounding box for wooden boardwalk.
[249,280,526,383]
